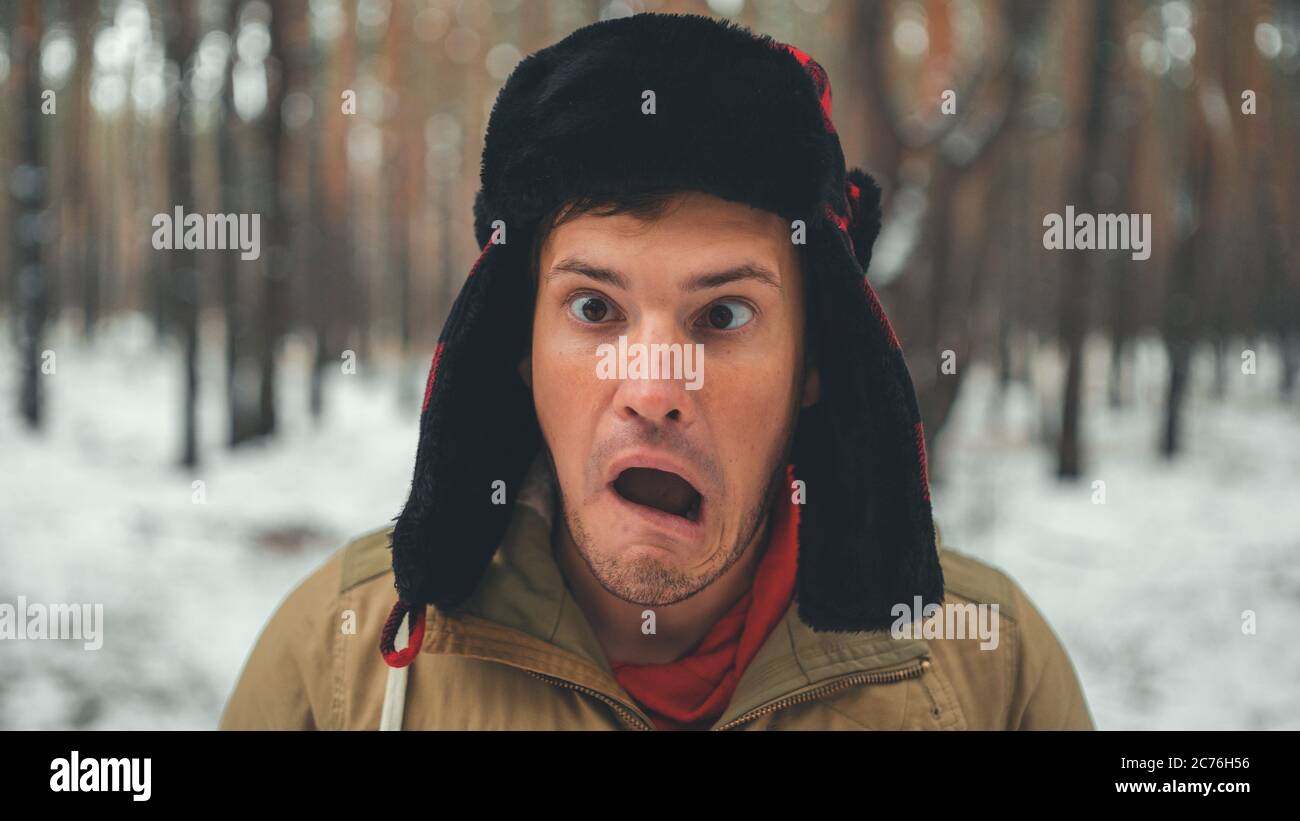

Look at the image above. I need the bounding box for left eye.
[699,300,754,331]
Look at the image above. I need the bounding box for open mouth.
[612,467,703,523]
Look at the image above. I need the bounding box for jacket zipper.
[529,658,931,731]
[713,657,932,731]
[526,671,654,730]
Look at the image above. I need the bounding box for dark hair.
[526,189,685,288]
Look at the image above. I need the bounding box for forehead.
[537,191,800,287]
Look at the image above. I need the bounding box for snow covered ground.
[1,316,1297,729]
[933,336,1300,729]
[0,315,422,729]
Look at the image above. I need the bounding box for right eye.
[568,294,619,324]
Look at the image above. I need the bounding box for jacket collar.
[419,452,935,728]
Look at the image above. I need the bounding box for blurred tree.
[1160,4,1228,459]
[165,0,200,467]
[1105,42,1146,410]
[855,0,1045,453]
[12,0,46,429]
[69,1,100,339]
[310,0,355,422]
[384,0,416,368]
[254,0,307,438]
[1254,1,1300,398]
[1057,0,1116,478]
[221,0,259,446]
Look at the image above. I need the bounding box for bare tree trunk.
[306,21,328,421]
[166,1,200,467]
[1161,130,1214,458]
[1107,93,1142,409]
[1057,0,1116,479]
[384,0,413,359]
[256,0,304,437]
[311,0,356,422]
[1256,155,1295,397]
[223,0,258,447]
[70,1,100,340]
[1211,336,1228,399]
[13,0,46,430]
[1160,15,1230,457]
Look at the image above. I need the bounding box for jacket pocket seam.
[1005,616,1022,729]
[921,664,966,729]
[330,589,351,729]
[821,700,876,730]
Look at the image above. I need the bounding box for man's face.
[524,190,818,607]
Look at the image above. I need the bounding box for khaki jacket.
[220,467,1094,731]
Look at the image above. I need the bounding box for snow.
[1,316,1296,729]
[933,336,1300,729]
[0,314,421,729]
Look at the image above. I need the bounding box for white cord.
[379,613,410,731]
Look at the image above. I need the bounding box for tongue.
[614,468,699,519]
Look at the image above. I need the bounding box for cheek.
[530,321,604,451]
[702,336,801,468]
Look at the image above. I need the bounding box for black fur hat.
[381,13,942,666]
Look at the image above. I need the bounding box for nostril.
[621,406,682,422]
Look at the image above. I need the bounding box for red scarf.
[611,466,800,730]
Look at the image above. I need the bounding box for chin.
[573,514,715,606]
[594,556,706,607]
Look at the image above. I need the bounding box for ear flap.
[390,239,541,612]
[791,176,943,633]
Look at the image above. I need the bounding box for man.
[220,13,1093,730]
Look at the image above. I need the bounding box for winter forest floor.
[1,315,1297,729]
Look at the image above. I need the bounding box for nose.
[617,378,687,424]
[611,319,695,427]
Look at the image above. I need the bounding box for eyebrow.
[545,256,782,292]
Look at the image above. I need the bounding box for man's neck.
[553,516,772,666]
